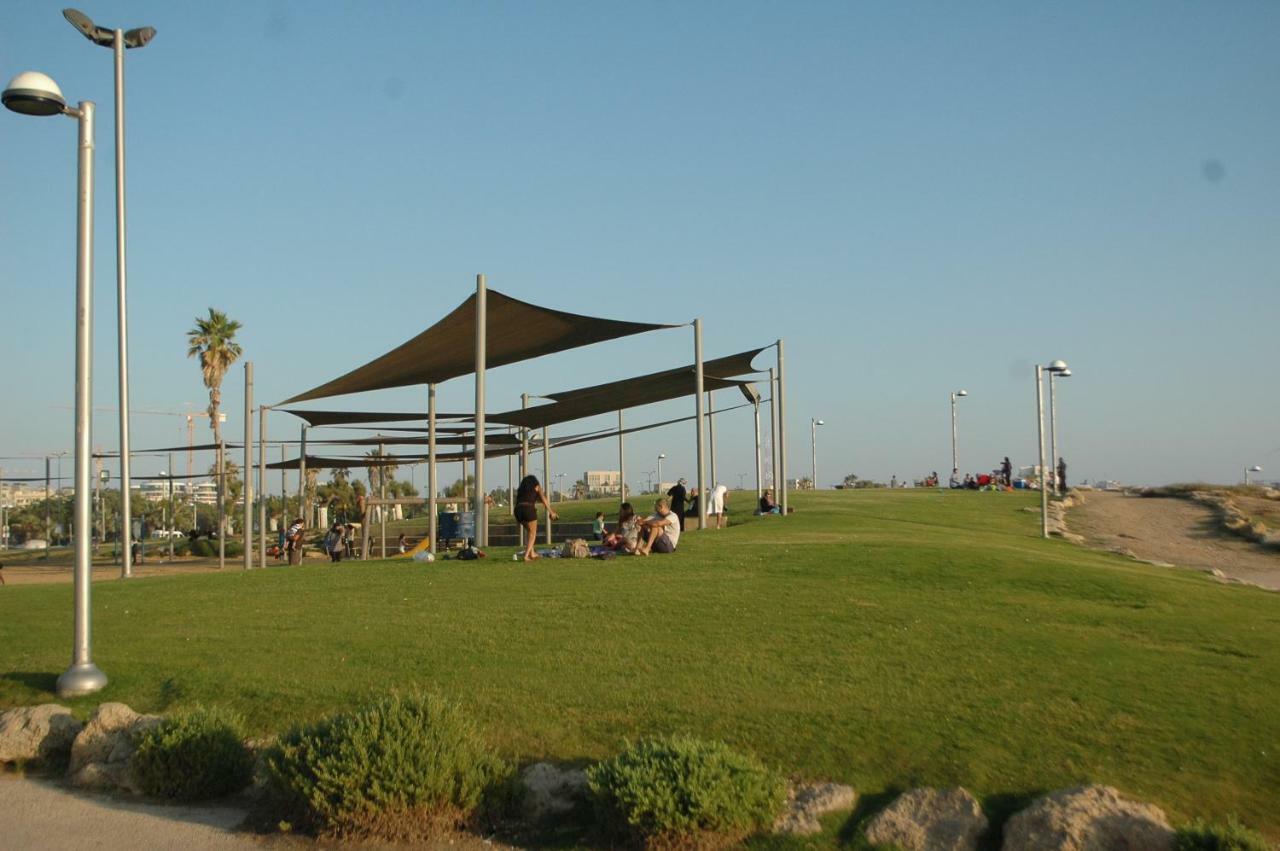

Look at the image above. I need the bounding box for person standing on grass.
[1002,457,1013,486]
[515,474,557,561]
[286,517,305,565]
[324,523,345,563]
[1057,457,1068,495]
[709,482,729,529]
[666,478,689,531]
[638,497,681,555]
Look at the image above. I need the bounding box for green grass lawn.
[2,489,1278,842]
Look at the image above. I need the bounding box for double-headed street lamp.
[1245,465,1262,486]
[1048,364,1072,492]
[63,8,157,581]
[4,70,107,696]
[810,419,825,490]
[1034,360,1069,538]
[949,390,967,474]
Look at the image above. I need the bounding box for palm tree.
[186,308,243,448]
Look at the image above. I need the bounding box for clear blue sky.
[2,1,1277,492]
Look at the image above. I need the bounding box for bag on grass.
[560,538,590,559]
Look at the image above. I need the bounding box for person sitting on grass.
[592,511,606,541]
[759,489,781,515]
[638,497,681,555]
[605,502,641,553]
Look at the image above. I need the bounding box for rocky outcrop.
[520,762,588,822]
[774,782,857,835]
[863,787,987,851]
[1001,785,1175,851]
[0,704,83,766]
[66,702,162,793]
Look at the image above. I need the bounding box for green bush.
[1177,817,1274,851]
[260,692,505,839]
[586,735,786,848]
[131,706,254,801]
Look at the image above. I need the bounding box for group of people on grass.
[944,456,1068,493]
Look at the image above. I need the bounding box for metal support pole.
[777,339,789,517]
[428,383,437,555]
[520,394,529,548]
[379,441,387,558]
[44,457,51,557]
[57,99,107,697]
[707,391,717,489]
[474,274,487,546]
[243,362,253,571]
[618,410,626,502]
[768,367,778,488]
[753,400,763,501]
[1036,365,1049,538]
[217,440,226,569]
[110,31,135,581]
[693,320,708,530]
[298,425,307,527]
[507,428,514,514]
[543,426,552,544]
[258,408,267,568]
[168,452,174,561]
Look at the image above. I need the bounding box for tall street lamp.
[949,390,967,474]
[656,453,667,490]
[1245,465,1262,486]
[63,9,157,581]
[810,419,825,490]
[4,70,107,696]
[1047,363,1071,492]
[1034,359,1069,539]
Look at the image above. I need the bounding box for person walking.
[514,475,557,562]
[1057,457,1068,495]
[324,523,345,563]
[709,483,729,529]
[1001,457,1013,486]
[666,478,689,531]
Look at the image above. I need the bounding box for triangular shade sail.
[281,289,677,404]
[279,410,472,427]
[488,347,767,430]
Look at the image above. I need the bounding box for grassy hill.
[2,489,1277,840]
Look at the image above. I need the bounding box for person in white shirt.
[638,498,681,555]
[708,483,729,529]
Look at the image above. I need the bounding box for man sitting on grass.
[638,497,681,555]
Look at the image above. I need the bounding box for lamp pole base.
[56,662,108,698]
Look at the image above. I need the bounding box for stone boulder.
[67,702,162,793]
[774,782,857,835]
[864,787,987,851]
[1002,785,1175,851]
[520,761,588,822]
[0,704,84,766]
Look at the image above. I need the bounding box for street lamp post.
[656,453,666,490]
[950,390,967,474]
[810,419,824,490]
[4,70,107,696]
[63,9,157,581]
[1048,366,1071,492]
[1245,465,1262,486]
[1035,360,1069,539]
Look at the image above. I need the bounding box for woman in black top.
[515,475,557,561]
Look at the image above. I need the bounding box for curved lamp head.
[956,390,968,397]
[63,9,156,48]
[1249,465,1263,472]
[814,419,825,426]
[1048,359,1069,372]
[658,453,667,460]
[2,71,67,116]
[1058,369,1072,378]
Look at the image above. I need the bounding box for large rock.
[775,782,857,835]
[864,787,987,851]
[0,704,84,765]
[67,702,162,793]
[1002,785,1175,851]
[520,762,588,822]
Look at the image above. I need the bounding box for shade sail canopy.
[489,347,767,430]
[96,443,240,457]
[309,433,522,448]
[280,409,471,427]
[281,289,678,404]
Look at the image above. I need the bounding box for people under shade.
[666,478,689,530]
[638,497,680,555]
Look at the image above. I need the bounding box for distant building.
[583,470,621,497]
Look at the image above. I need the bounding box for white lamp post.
[1245,465,1262,486]
[950,390,967,474]
[1048,364,1071,493]
[810,419,825,490]
[63,9,157,581]
[1035,360,1069,538]
[4,70,108,696]
[656,453,666,490]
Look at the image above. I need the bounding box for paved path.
[1070,491,1280,590]
[0,775,263,850]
